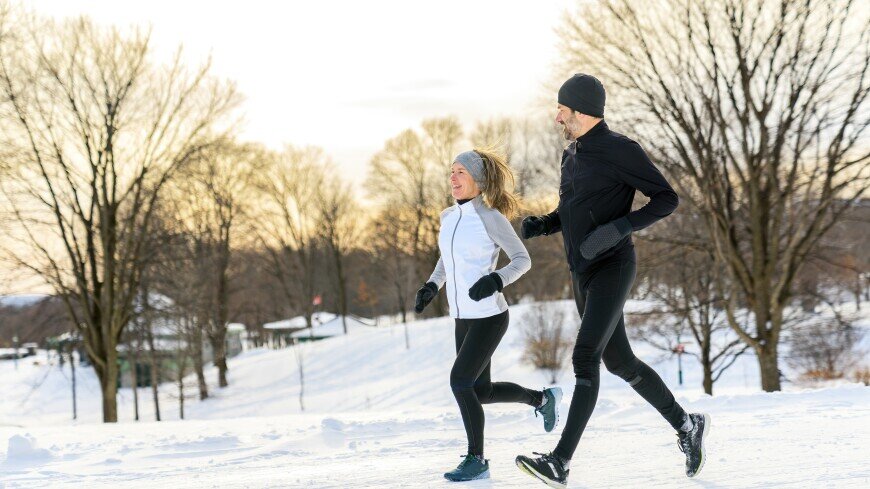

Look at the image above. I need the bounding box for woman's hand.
[468,273,503,301]
[414,282,438,313]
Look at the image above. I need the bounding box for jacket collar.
[577,119,608,143]
[457,195,483,210]
[566,120,608,155]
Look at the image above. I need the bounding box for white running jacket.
[427,196,531,319]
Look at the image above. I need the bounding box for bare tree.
[560,0,870,391]
[369,213,417,335]
[317,175,364,333]
[520,302,576,384]
[169,140,261,387]
[0,11,240,420]
[786,302,865,381]
[635,230,750,395]
[257,146,327,329]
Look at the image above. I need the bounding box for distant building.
[263,312,375,346]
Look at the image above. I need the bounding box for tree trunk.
[702,329,713,395]
[702,360,713,396]
[178,376,185,420]
[210,333,229,388]
[295,345,305,412]
[214,243,231,387]
[70,346,77,420]
[192,324,209,400]
[98,355,119,423]
[333,249,349,335]
[130,354,139,421]
[146,329,161,422]
[758,345,781,392]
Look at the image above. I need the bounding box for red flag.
[312,295,322,306]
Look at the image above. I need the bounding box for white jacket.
[427,196,531,319]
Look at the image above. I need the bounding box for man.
[514,74,710,488]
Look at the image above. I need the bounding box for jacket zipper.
[569,142,580,263]
[450,205,463,317]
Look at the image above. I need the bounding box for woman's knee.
[473,383,493,403]
[450,368,475,391]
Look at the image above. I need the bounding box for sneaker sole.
[688,413,711,478]
[542,387,563,433]
[515,458,567,489]
[444,469,490,482]
[550,387,563,433]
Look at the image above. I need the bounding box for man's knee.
[605,356,643,386]
[572,345,600,380]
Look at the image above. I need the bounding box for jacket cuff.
[489,272,504,291]
[424,281,439,293]
[613,216,633,236]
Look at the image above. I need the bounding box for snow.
[289,315,374,339]
[0,295,48,309]
[263,311,336,330]
[1,300,869,487]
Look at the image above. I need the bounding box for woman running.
[414,148,562,482]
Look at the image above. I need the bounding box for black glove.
[521,215,551,239]
[579,216,632,260]
[414,282,438,313]
[468,273,503,301]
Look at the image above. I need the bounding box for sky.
[2,0,576,296]
[31,0,576,183]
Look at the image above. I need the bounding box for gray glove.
[579,217,632,260]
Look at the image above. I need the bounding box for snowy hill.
[1,300,869,487]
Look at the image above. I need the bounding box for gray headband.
[454,151,486,190]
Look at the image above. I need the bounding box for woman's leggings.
[553,258,687,461]
[452,309,542,457]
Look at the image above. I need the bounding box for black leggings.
[554,259,686,461]
[451,310,542,457]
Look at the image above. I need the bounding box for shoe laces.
[532,451,561,465]
[677,431,691,454]
[458,453,481,467]
[534,395,548,418]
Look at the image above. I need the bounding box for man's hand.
[579,217,632,260]
[521,215,550,239]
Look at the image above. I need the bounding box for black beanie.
[558,73,605,118]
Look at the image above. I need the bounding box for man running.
[515,74,710,488]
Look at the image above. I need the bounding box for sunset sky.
[32,0,574,183]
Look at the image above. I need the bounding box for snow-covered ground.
[1,300,869,488]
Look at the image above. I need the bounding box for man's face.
[555,104,583,140]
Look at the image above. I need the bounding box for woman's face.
[450,162,480,200]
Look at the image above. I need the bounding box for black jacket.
[546,120,678,272]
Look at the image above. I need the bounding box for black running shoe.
[444,453,489,482]
[515,451,569,488]
[678,413,711,477]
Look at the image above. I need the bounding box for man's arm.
[614,141,679,231]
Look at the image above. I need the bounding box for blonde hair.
[473,146,521,220]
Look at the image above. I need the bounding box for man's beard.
[561,123,573,140]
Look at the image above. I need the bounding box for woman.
[414,148,562,482]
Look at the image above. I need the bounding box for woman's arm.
[427,256,446,289]
[481,210,531,287]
